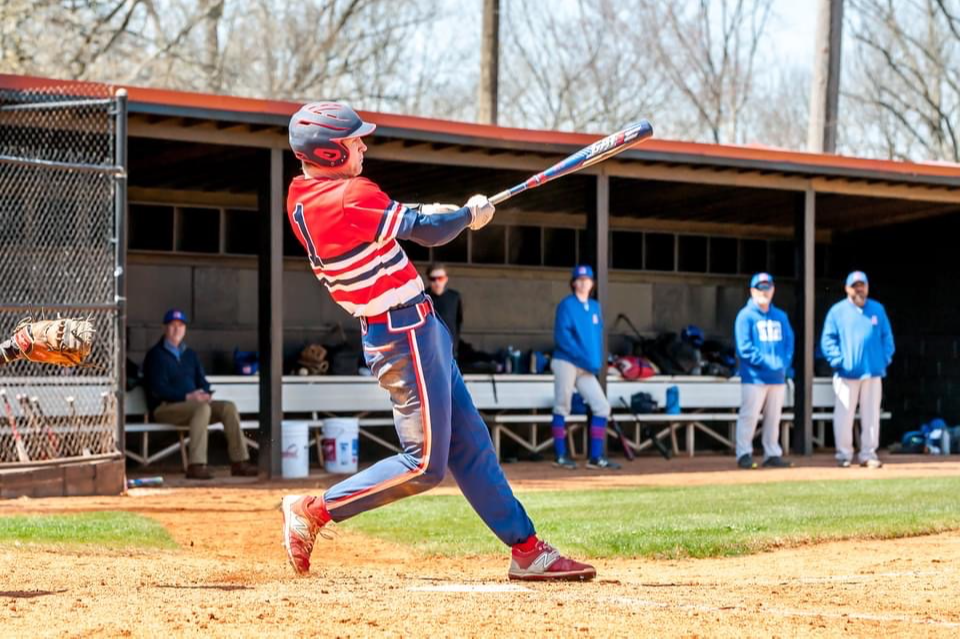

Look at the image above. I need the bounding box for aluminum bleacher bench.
[124,386,259,470]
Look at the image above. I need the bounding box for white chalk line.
[408,583,531,593]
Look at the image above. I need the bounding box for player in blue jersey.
[550,265,619,471]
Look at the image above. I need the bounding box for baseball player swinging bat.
[489,120,654,205]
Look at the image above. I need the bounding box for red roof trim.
[3,73,960,181]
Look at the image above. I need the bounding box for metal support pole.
[114,88,128,455]
[258,148,284,477]
[794,186,816,455]
[596,171,610,392]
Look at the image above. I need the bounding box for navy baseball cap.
[163,308,188,325]
[750,272,774,290]
[571,265,594,280]
[845,270,868,287]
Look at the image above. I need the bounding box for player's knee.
[192,401,212,422]
[592,398,611,418]
[419,462,446,488]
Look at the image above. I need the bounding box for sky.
[765,0,817,69]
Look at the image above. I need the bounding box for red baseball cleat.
[508,538,596,581]
[280,495,332,575]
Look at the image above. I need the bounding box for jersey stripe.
[325,251,408,293]
[287,177,424,317]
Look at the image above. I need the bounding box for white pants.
[736,383,786,460]
[833,376,883,463]
[551,358,610,418]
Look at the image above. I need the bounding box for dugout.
[2,74,959,472]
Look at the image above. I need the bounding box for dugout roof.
[3,73,959,195]
[4,73,959,238]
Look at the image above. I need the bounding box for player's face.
[846,282,868,306]
[342,137,367,177]
[428,270,448,295]
[751,285,774,308]
[164,320,186,346]
[573,277,593,298]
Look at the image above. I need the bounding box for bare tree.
[631,0,774,144]
[747,65,810,149]
[845,0,960,162]
[0,0,454,115]
[500,0,671,133]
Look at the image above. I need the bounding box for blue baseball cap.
[163,308,188,325]
[571,265,594,280]
[845,270,868,287]
[750,272,774,290]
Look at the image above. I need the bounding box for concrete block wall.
[126,260,779,373]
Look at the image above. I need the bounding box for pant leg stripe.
[326,328,432,510]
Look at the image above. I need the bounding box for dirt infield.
[2,458,960,638]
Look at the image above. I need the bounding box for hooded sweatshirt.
[735,299,794,384]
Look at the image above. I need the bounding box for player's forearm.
[396,208,472,247]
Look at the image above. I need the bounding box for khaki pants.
[153,400,248,465]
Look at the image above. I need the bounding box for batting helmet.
[288,102,376,168]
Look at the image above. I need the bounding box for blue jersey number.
[292,203,322,268]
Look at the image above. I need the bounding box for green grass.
[0,511,176,549]
[345,477,960,559]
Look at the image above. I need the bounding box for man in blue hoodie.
[821,271,894,468]
[734,273,795,469]
[551,265,618,470]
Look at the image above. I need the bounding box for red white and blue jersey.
[286,175,423,317]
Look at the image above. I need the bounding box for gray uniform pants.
[153,399,248,465]
[551,358,610,418]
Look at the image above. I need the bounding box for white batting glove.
[421,203,460,215]
[465,194,495,231]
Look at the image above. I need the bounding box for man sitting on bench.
[142,309,258,480]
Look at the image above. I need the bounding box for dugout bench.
[119,375,892,468]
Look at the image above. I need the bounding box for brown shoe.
[186,464,214,480]
[231,461,259,477]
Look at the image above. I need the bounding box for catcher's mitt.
[9,317,95,367]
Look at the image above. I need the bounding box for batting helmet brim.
[335,121,376,140]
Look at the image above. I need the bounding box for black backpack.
[630,391,658,414]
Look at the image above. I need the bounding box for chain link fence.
[0,83,125,464]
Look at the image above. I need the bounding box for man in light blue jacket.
[821,271,895,468]
[734,273,795,469]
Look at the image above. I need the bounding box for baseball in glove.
[0,316,95,367]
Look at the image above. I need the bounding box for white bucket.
[322,418,359,474]
[281,421,310,479]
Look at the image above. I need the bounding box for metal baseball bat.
[610,416,636,461]
[18,394,42,459]
[488,120,653,205]
[0,389,28,462]
[31,396,60,459]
